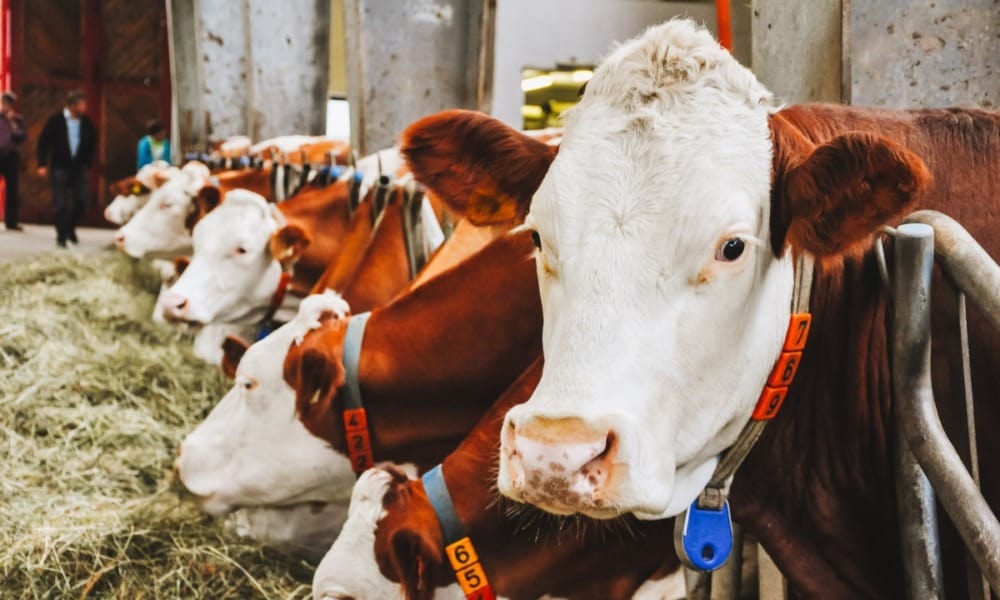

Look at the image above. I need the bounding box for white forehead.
[532,20,776,253]
[192,190,275,249]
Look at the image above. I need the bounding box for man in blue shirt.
[137,119,170,170]
[36,89,97,248]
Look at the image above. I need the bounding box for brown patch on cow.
[769,112,930,260]
[401,109,557,225]
[282,317,351,451]
[269,223,311,268]
[220,336,250,378]
[185,185,222,231]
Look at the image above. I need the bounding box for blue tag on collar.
[255,322,274,341]
[676,498,733,571]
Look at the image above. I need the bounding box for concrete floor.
[0,224,117,263]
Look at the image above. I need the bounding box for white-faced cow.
[405,19,1000,599]
[114,161,213,258]
[104,161,180,225]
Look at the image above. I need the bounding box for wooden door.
[10,0,171,227]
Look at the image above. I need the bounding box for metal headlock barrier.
[685,210,1000,600]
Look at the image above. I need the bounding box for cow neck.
[309,200,376,295]
[415,359,678,599]
[353,231,542,470]
[340,191,415,313]
[731,104,1000,598]
[279,180,354,292]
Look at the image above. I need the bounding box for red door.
[9,0,171,227]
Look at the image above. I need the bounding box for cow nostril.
[175,298,188,310]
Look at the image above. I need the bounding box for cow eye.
[238,376,258,391]
[235,246,248,255]
[530,230,542,249]
[158,200,171,210]
[716,238,746,262]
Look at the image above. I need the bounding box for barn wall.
[168,0,329,152]
[750,0,1000,108]
[490,0,750,128]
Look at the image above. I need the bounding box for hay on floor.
[0,250,313,598]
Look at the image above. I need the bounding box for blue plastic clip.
[352,170,364,185]
[255,322,274,341]
[675,497,733,571]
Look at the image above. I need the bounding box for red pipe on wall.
[716,0,733,51]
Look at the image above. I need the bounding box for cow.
[402,19,1000,599]
[156,151,423,340]
[312,358,685,600]
[176,228,543,559]
[114,161,213,258]
[104,161,180,225]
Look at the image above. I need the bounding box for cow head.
[114,161,212,257]
[410,20,929,521]
[104,161,180,225]
[312,464,445,600]
[159,189,308,324]
[176,292,355,516]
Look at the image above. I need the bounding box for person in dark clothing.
[36,89,97,247]
[0,91,26,231]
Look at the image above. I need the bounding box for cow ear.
[771,127,930,257]
[388,528,443,600]
[401,109,557,226]
[270,224,311,266]
[284,343,340,424]
[172,256,190,278]
[185,185,222,231]
[220,336,249,379]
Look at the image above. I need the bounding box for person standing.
[36,89,97,247]
[136,119,170,170]
[0,91,26,231]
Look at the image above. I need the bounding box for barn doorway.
[8,0,171,227]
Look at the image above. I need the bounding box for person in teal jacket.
[137,119,170,169]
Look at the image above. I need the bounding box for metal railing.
[892,210,1000,599]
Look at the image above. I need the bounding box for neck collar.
[341,312,375,473]
[422,464,497,599]
[675,253,814,571]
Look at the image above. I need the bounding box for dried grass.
[0,251,312,599]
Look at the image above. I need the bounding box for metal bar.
[710,523,742,600]
[891,221,943,600]
[892,219,1000,593]
[757,544,788,600]
[904,210,1000,333]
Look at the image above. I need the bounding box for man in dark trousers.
[0,91,26,231]
[36,89,97,247]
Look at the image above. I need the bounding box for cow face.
[104,161,181,225]
[114,162,211,257]
[312,465,461,600]
[408,20,928,521]
[176,292,354,516]
[159,189,307,324]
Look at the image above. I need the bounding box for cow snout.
[114,231,126,248]
[161,293,190,321]
[501,417,618,513]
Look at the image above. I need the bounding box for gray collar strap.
[674,253,814,572]
[422,464,497,598]
[422,464,466,545]
[402,180,428,280]
[342,311,372,410]
[342,312,374,473]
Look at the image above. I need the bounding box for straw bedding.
[0,251,312,598]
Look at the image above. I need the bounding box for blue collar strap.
[422,465,496,599]
[342,312,374,473]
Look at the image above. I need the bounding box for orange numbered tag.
[783,313,812,351]
[343,408,368,431]
[343,408,374,473]
[446,538,480,570]
[752,386,787,421]
[767,352,802,388]
[445,537,494,599]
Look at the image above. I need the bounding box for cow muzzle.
[160,292,191,322]
[499,416,620,515]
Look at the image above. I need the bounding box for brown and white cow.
[405,19,1000,598]
[104,161,180,225]
[313,358,685,600]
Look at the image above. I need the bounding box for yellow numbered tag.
[446,538,479,570]
[455,563,489,595]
